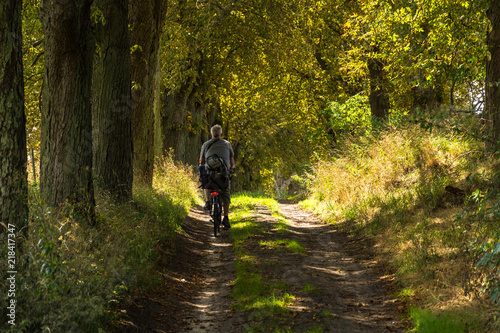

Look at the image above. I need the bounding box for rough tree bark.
[92,0,133,200]
[129,0,167,185]
[40,0,95,221]
[160,82,217,166]
[0,0,28,232]
[486,0,500,146]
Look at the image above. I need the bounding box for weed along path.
[114,196,406,332]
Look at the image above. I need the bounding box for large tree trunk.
[129,0,166,185]
[0,0,28,232]
[92,0,133,201]
[40,0,95,221]
[160,84,213,166]
[161,84,190,162]
[367,57,390,119]
[486,0,500,146]
[185,94,205,166]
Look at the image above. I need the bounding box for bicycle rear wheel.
[213,201,221,237]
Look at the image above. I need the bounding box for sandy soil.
[112,203,408,332]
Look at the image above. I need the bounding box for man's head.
[211,124,223,138]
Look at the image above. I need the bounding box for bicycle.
[199,164,234,237]
[209,189,223,237]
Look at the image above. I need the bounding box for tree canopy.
[155,0,490,190]
[17,0,495,194]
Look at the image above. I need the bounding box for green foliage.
[322,94,371,141]
[0,161,199,331]
[160,0,342,191]
[23,0,44,167]
[342,0,488,111]
[478,239,500,303]
[157,0,490,193]
[409,307,467,333]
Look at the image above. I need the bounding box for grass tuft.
[409,307,483,333]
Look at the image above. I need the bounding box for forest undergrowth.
[0,156,200,332]
[300,112,500,332]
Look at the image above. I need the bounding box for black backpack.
[205,154,230,190]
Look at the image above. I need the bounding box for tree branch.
[31,52,44,67]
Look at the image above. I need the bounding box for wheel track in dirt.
[275,203,405,332]
[113,202,407,332]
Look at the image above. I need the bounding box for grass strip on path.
[228,193,325,333]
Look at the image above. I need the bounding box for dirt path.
[273,203,406,332]
[113,203,407,332]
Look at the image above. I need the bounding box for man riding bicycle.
[199,125,235,229]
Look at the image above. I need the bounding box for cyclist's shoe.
[203,200,211,211]
[222,216,231,229]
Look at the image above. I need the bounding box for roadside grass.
[301,116,500,332]
[0,157,199,332]
[232,191,281,213]
[409,307,484,333]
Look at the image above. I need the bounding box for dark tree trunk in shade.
[0,0,28,232]
[160,84,212,166]
[185,95,206,166]
[486,0,500,146]
[161,85,190,162]
[367,57,390,120]
[129,0,167,185]
[411,77,444,113]
[40,0,95,221]
[92,0,133,200]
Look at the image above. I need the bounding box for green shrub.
[321,94,371,141]
[464,173,500,304]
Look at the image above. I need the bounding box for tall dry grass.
[302,117,500,332]
[303,123,481,226]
